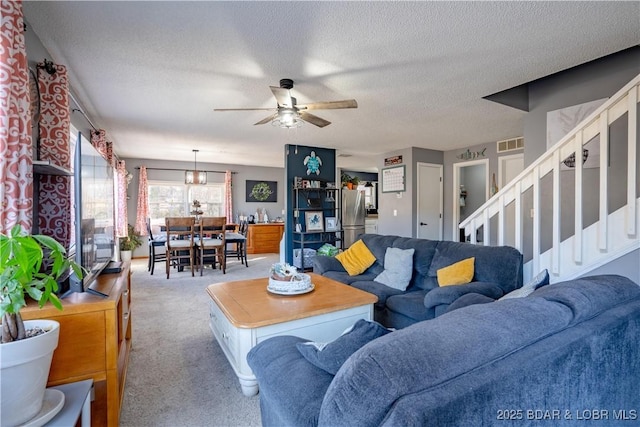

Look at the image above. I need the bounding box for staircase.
[460,75,639,283]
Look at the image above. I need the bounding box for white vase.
[120,250,132,262]
[0,319,60,426]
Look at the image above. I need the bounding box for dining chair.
[165,217,196,279]
[196,217,226,275]
[224,220,248,268]
[146,218,167,275]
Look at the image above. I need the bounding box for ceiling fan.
[214,78,357,128]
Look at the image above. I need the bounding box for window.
[147,181,225,227]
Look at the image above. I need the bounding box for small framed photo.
[325,216,338,231]
[305,211,324,232]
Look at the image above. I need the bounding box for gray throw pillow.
[296,319,392,375]
[499,269,550,300]
[373,247,415,291]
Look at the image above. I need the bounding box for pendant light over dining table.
[185,149,207,185]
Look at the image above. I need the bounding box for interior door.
[499,153,524,188]
[498,153,524,247]
[417,163,443,240]
[453,159,489,242]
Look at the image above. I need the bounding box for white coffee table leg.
[239,377,259,396]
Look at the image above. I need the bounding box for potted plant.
[119,224,143,262]
[341,172,353,189]
[350,176,361,188]
[1,224,82,426]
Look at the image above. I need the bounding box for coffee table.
[206,273,378,396]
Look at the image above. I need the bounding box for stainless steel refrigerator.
[342,189,366,248]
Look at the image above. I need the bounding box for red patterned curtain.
[115,160,128,237]
[90,129,115,167]
[36,60,72,249]
[0,0,33,233]
[135,166,148,235]
[225,170,233,222]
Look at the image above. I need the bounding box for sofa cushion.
[532,274,640,324]
[350,280,406,309]
[323,270,379,285]
[246,335,334,426]
[361,234,402,265]
[437,257,475,286]
[335,239,376,276]
[385,290,431,323]
[374,247,415,291]
[390,237,439,290]
[296,319,392,375]
[499,269,549,300]
[428,241,523,293]
[444,292,496,313]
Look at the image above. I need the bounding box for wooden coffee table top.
[206,273,377,328]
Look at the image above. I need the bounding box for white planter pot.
[120,250,132,262]
[0,319,60,426]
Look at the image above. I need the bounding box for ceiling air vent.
[497,137,524,153]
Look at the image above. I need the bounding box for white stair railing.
[460,75,640,283]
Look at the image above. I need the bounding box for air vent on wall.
[496,137,524,153]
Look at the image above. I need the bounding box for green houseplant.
[0,224,81,342]
[1,224,82,425]
[119,224,143,262]
[119,224,144,251]
[341,172,353,189]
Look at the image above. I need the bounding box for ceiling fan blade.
[214,108,275,111]
[270,86,292,107]
[297,99,358,110]
[299,111,331,128]
[254,113,277,125]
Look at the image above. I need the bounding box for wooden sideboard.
[21,263,132,427]
[246,223,284,254]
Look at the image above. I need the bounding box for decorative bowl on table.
[268,263,313,294]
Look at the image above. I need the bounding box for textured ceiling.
[23,1,639,171]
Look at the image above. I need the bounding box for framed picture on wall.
[246,180,277,202]
[325,216,338,231]
[305,211,324,232]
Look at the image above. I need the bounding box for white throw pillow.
[499,269,550,300]
[374,247,415,291]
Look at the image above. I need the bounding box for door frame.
[416,162,443,240]
[452,159,489,241]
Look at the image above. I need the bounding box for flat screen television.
[68,131,116,295]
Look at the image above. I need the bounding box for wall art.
[246,180,277,202]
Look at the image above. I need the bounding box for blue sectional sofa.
[312,234,523,328]
[247,275,640,426]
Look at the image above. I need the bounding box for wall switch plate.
[393,209,398,216]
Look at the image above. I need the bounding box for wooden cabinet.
[246,223,284,254]
[365,217,378,234]
[21,263,132,427]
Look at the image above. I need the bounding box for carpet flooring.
[119,254,280,426]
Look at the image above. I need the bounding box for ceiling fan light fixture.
[185,149,207,185]
[272,108,303,128]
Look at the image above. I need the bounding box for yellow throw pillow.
[335,239,377,276]
[437,257,475,286]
